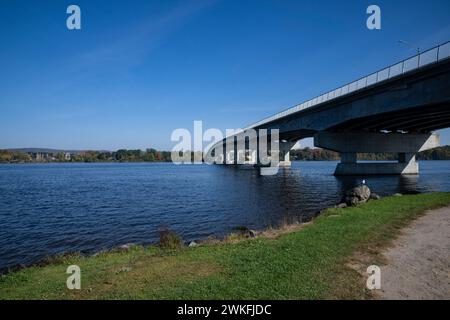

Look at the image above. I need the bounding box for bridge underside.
[314,131,439,175]
[326,102,450,134]
[273,103,449,175]
[269,103,448,175]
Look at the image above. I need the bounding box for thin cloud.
[78,0,219,70]
[218,106,275,113]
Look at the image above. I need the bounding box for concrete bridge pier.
[222,132,297,170]
[397,152,419,174]
[219,135,259,167]
[225,136,237,165]
[278,141,297,167]
[314,132,439,175]
[334,152,420,175]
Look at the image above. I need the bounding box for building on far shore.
[27,151,72,161]
[31,152,52,161]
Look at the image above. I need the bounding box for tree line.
[290,146,450,161]
[1,146,450,163]
[0,149,172,163]
[76,149,173,162]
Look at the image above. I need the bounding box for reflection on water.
[0,161,449,271]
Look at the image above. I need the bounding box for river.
[0,161,449,271]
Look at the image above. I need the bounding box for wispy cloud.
[417,24,450,49]
[218,105,274,113]
[78,0,219,70]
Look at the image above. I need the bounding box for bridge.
[208,41,450,175]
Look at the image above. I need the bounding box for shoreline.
[1,192,449,299]
[1,159,450,166]
[0,207,317,276]
[0,187,401,275]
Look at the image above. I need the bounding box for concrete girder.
[314,132,440,175]
[339,106,450,132]
[314,132,439,153]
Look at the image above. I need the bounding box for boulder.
[247,229,257,238]
[188,241,199,247]
[370,193,381,200]
[117,243,134,251]
[343,185,371,206]
[240,229,257,238]
[235,226,258,238]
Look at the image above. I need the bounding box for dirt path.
[377,206,450,300]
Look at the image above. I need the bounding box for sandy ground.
[377,206,450,300]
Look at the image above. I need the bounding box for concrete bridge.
[209,41,450,175]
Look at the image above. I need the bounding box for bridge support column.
[341,153,357,164]
[334,157,419,175]
[314,132,439,175]
[225,137,238,165]
[278,141,296,167]
[397,152,419,174]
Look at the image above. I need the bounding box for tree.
[0,150,13,163]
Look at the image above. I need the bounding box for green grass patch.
[1,192,449,300]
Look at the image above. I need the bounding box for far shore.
[1,159,450,165]
[2,145,450,163]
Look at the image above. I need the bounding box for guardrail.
[241,41,450,132]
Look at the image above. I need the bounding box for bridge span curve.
[210,42,450,175]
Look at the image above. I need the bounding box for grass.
[158,228,184,249]
[1,192,449,300]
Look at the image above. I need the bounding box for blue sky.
[1,0,449,150]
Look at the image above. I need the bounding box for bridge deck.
[244,41,450,132]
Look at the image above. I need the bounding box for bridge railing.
[243,41,450,131]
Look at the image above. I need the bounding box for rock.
[188,241,198,247]
[370,193,381,200]
[336,203,347,208]
[240,229,257,238]
[343,185,371,206]
[247,229,257,238]
[393,193,403,197]
[117,243,134,251]
[234,226,258,238]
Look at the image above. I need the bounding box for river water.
[0,161,449,271]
